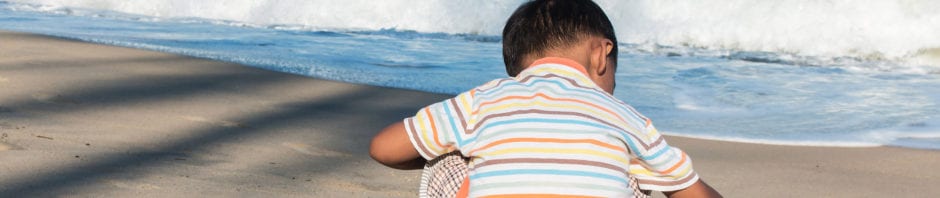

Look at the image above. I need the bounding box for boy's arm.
[663,180,722,198]
[369,121,426,170]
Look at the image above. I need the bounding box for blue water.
[2,1,939,149]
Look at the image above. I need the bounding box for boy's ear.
[591,39,615,76]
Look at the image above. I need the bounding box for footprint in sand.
[281,142,350,157]
[180,116,246,128]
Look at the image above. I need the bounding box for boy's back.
[370,0,720,197]
[405,57,698,197]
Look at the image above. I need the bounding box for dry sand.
[1,31,939,197]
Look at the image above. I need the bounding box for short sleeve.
[404,90,475,160]
[627,123,700,192]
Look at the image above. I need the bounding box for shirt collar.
[517,57,598,87]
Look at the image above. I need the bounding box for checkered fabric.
[419,151,469,198]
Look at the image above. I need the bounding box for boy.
[371,0,721,197]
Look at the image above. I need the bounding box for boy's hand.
[370,121,426,170]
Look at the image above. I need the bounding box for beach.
[2,30,939,197]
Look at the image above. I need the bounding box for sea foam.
[6,0,940,65]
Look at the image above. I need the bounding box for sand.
[1,30,939,197]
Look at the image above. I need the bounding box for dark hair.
[502,0,618,77]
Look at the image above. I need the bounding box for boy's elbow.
[369,121,425,169]
[369,136,393,166]
[369,138,423,169]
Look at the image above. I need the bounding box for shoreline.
[662,132,920,150]
[2,30,939,197]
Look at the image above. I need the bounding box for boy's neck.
[521,40,595,73]
[529,57,589,76]
[518,36,617,94]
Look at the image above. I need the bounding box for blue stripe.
[461,118,619,143]
[613,128,676,163]
[470,169,628,185]
[619,131,674,162]
[645,145,676,165]
[463,116,671,162]
[440,100,468,146]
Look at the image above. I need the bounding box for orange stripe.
[469,138,625,156]
[472,93,627,124]
[659,151,687,175]
[628,152,687,175]
[483,194,599,198]
[425,108,446,149]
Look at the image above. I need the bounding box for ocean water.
[1,1,939,149]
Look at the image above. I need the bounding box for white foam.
[7,0,940,64]
[866,119,940,139]
[663,118,940,149]
[604,0,940,59]
[671,83,748,114]
[2,0,524,34]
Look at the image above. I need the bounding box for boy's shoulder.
[474,77,515,93]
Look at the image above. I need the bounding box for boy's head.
[502,0,619,92]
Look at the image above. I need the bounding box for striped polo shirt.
[405,57,699,197]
